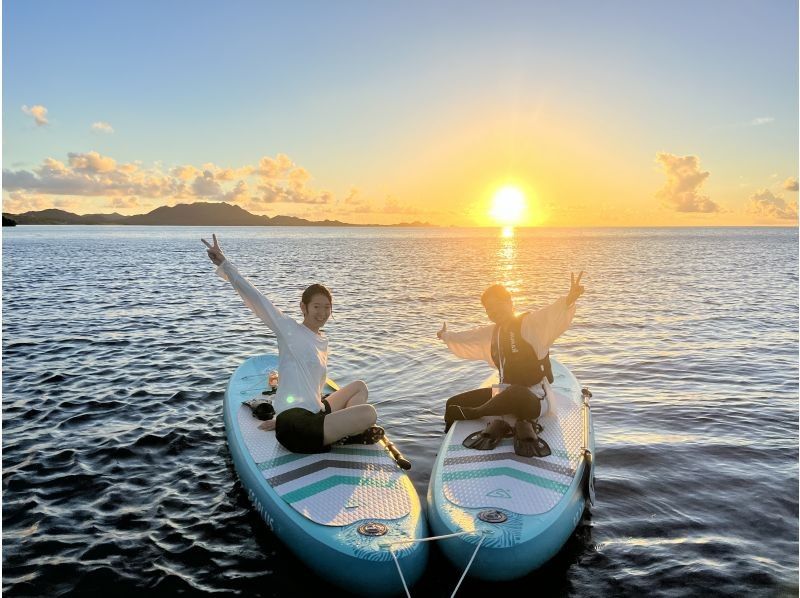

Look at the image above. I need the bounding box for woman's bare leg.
[323,404,377,445]
[325,380,369,411]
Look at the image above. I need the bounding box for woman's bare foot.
[258,420,276,431]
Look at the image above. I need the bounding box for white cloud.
[3,191,80,213]
[257,182,332,204]
[3,192,52,213]
[749,117,774,126]
[198,163,252,181]
[3,153,183,198]
[68,151,117,173]
[22,104,49,126]
[783,177,798,192]
[171,165,201,181]
[655,152,720,213]
[257,154,295,178]
[252,154,333,205]
[746,189,798,221]
[3,151,339,209]
[91,122,114,134]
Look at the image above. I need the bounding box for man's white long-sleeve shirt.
[216,260,327,415]
[440,296,576,369]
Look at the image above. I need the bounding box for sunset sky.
[3,0,798,226]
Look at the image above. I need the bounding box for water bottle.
[268,370,279,391]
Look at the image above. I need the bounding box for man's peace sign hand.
[566,271,585,306]
[201,233,226,266]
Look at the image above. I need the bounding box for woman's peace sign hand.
[566,270,585,306]
[201,233,226,266]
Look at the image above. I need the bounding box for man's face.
[483,296,514,325]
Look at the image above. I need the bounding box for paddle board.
[426,357,595,581]
[224,354,428,596]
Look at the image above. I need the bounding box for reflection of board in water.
[427,357,595,581]
[224,353,428,596]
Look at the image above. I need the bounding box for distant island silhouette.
[1,202,434,227]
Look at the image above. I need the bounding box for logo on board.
[487,488,512,499]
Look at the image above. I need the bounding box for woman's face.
[301,293,332,330]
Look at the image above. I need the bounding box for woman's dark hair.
[302,283,333,306]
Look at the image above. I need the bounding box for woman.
[202,234,382,453]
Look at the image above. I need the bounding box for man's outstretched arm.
[522,271,585,357]
[438,321,495,363]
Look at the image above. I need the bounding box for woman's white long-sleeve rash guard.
[216,260,328,415]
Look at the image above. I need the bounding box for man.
[437,272,585,457]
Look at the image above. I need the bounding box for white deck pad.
[441,375,584,516]
[237,405,412,526]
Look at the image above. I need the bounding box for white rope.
[382,529,486,547]
[383,530,489,598]
[450,533,486,598]
[389,545,412,598]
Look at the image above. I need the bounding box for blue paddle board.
[427,357,595,581]
[224,354,428,596]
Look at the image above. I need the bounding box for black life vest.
[490,313,554,386]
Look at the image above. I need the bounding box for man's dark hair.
[302,283,333,306]
[481,284,512,306]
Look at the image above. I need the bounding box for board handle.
[381,435,412,470]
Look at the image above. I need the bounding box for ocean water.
[2,225,797,597]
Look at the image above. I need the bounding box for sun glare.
[489,186,526,226]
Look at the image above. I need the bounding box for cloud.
[257,182,332,204]
[746,189,798,221]
[257,154,295,178]
[110,196,140,209]
[22,104,49,126]
[118,163,138,174]
[3,192,53,213]
[783,177,798,192]
[68,151,117,173]
[3,151,333,209]
[343,188,362,205]
[3,153,184,198]
[91,122,114,133]
[223,180,249,203]
[251,154,333,205]
[3,191,80,213]
[383,196,419,215]
[199,163,253,181]
[655,152,720,213]
[749,117,774,126]
[333,190,424,217]
[171,165,201,181]
[192,170,224,197]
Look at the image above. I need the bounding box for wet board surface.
[440,359,585,516]
[229,354,414,526]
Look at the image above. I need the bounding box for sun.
[489,186,527,226]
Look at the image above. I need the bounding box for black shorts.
[275,399,332,454]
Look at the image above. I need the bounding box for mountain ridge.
[2,201,434,227]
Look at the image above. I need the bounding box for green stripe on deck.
[281,475,399,503]
[442,467,570,494]
[257,446,386,470]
